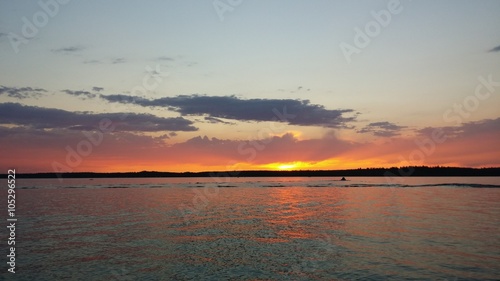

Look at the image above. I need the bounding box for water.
[5,177,500,280]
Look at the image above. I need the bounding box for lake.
[8,177,500,280]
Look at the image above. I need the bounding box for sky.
[0,0,499,173]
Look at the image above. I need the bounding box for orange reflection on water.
[263,186,348,240]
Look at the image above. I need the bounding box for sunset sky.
[1,0,499,173]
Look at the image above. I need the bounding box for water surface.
[8,177,500,280]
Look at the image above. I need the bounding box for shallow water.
[6,177,500,280]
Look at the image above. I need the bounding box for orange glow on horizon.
[261,161,311,170]
[3,129,499,173]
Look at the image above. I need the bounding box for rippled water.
[7,177,500,280]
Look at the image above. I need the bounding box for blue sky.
[1,0,499,172]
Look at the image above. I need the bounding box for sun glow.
[277,163,297,170]
[258,158,388,172]
[261,161,313,170]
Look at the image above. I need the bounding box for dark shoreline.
[4,166,500,178]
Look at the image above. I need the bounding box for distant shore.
[3,166,500,178]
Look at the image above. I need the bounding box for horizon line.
[5,166,500,178]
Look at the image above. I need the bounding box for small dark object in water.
[341,177,346,181]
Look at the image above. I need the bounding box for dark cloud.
[418,118,500,138]
[61,88,103,99]
[111,57,126,64]
[0,103,197,132]
[62,89,97,99]
[0,86,47,99]
[51,45,85,54]
[278,86,310,94]
[358,121,406,137]
[203,116,234,125]
[459,118,500,134]
[489,44,500,52]
[83,59,102,64]
[100,94,356,128]
[0,125,54,139]
[156,133,171,140]
[157,56,174,61]
[0,32,7,38]
[101,95,147,104]
[84,58,126,64]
